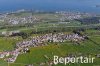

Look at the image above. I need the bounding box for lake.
[0,0,100,13]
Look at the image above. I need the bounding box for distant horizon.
[0,0,100,13]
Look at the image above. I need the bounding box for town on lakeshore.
[0,9,100,66]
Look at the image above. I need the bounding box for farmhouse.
[1,30,20,36]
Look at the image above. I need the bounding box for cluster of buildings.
[57,11,93,21]
[0,49,20,63]
[0,11,95,26]
[0,15,39,25]
[16,33,84,48]
[1,30,20,36]
[0,33,85,63]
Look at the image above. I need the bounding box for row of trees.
[0,25,99,39]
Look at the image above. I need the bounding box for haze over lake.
[0,0,100,13]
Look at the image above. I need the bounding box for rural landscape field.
[0,0,100,66]
[0,11,100,66]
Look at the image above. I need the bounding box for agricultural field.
[0,29,99,66]
[0,37,22,51]
[0,12,100,66]
[11,31,100,66]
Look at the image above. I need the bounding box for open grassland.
[0,30,99,66]
[10,34,100,66]
[0,12,100,66]
[0,37,22,51]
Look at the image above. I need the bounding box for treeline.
[0,25,100,39]
[30,25,100,37]
[75,17,100,25]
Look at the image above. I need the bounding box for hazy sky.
[0,0,100,13]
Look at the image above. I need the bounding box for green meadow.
[0,9,100,66]
[0,37,22,51]
[0,30,99,66]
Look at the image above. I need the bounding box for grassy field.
[9,33,100,66]
[0,36,22,51]
[0,12,100,66]
[0,29,99,66]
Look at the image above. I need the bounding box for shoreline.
[0,9,99,15]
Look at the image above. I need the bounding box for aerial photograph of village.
[0,0,100,66]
